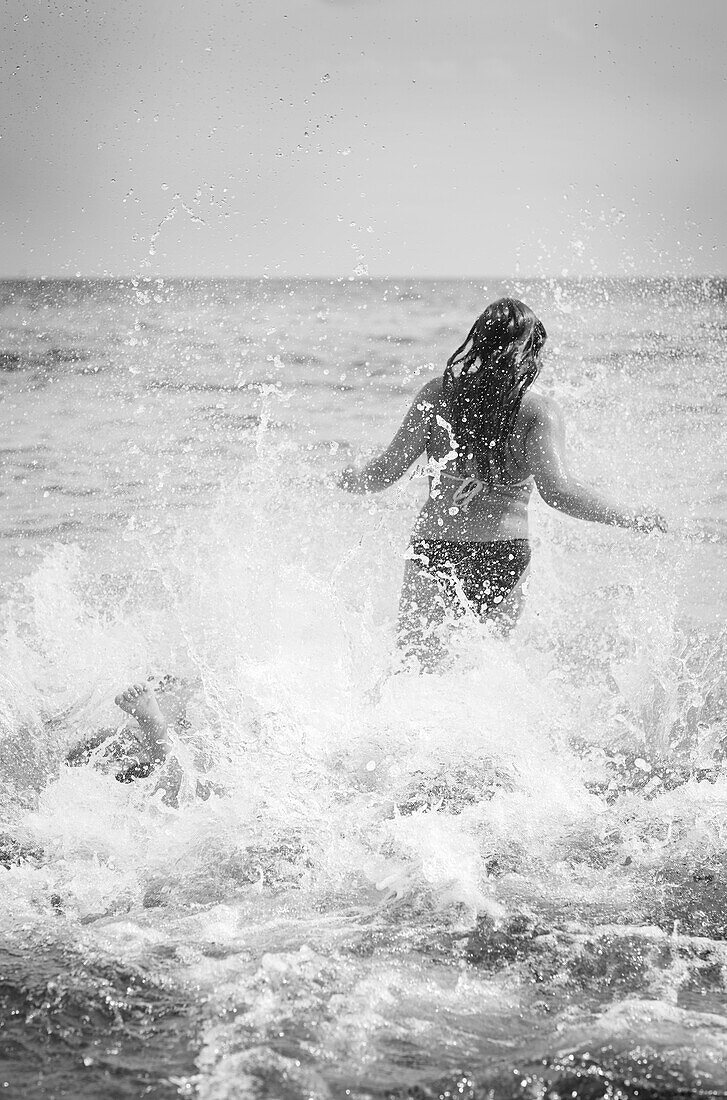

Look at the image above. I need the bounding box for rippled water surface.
[0,277,726,1098]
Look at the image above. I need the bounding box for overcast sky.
[2,0,725,278]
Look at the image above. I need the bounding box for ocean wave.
[0,937,198,1098]
[0,519,83,539]
[0,347,96,373]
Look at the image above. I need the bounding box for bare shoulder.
[412,376,444,415]
[417,376,444,402]
[520,391,565,435]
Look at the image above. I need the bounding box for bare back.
[413,379,542,544]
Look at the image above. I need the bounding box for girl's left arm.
[337,381,437,493]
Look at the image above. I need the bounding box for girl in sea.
[338,297,666,667]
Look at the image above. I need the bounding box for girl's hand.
[633,510,668,533]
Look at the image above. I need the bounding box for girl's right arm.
[336,381,437,493]
[526,397,667,532]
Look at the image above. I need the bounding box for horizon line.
[1,272,725,283]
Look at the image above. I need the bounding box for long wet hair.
[443,297,547,487]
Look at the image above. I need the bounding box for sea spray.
[0,277,726,1095]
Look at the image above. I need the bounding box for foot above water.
[114,682,165,727]
[114,682,169,765]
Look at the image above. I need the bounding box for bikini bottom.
[409,538,531,618]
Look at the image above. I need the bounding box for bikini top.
[436,470,534,512]
[425,407,533,512]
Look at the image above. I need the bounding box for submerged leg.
[396,559,453,671]
[486,564,531,636]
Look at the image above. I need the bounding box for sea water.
[0,276,725,1098]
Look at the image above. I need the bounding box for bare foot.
[114,683,169,763]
